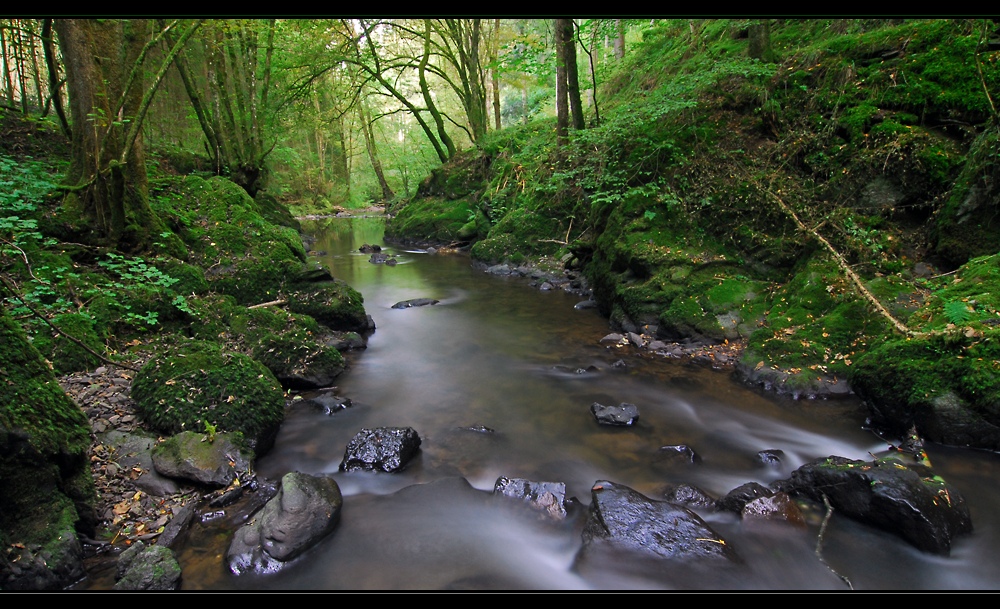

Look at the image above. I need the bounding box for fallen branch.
[248,299,287,309]
[816,494,854,590]
[764,187,915,337]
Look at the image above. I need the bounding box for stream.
[171,216,1000,590]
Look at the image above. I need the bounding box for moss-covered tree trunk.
[55,18,164,251]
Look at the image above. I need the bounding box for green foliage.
[943,300,973,324]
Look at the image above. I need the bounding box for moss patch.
[129,339,285,456]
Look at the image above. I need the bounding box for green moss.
[129,339,285,455]
[0,308,95,570]
[385,196,476,243]
[285,280,369,333]
[29,313,103,375]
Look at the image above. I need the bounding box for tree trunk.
[748,20,771,60]
[42,19,71,138]
[555,19,570,147]
[492,18,501,130]
[614,19,625,60]
[55,19,164,250]
[561,19,585,130]
[358,101,394,202]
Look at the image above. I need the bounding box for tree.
[55,18,200,249]
[165,19,275,197]
[555,18,585,148]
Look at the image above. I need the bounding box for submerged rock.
[590,402,639,426]
[493,476,568,519]
[391,298,439,309]
[579,480,737,563]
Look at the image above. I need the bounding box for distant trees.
[164,19,275,196]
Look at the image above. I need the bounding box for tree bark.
[748,20,771,60]
[358,100,394,202]
[561,19,585,130]
[555,19,570,147]
[55,19,166,250]
[614,19,625,60]
[42,19,71,138]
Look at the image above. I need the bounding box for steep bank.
[386,19,1000,450]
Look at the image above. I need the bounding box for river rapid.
[172,216,1000,591]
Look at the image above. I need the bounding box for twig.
[0,275,139,372]
[816,493,854,590]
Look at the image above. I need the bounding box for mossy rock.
[151,258,209,296]
[850,331,1000,450]
[385,196,475,243]
[254,191,302,233]
[130,340,285,456]
[151,176,308,306]
[0,309,95,589]
[285,281,370,333]
[233,306,347,390]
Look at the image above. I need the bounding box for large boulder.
[130,340,285,457]
[776,455,973,554]
[578,480,738,563]
[151,431,253,488]
[227,472,343,575]
[340,427,422,473]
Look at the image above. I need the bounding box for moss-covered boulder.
[934,125,1000,268]
[385,196,478,244]
[130,340,285,456]
[738,251,901,396]
[0,309,95,590]
[231,306,346,390]
[150,175,307,306]
[849,253,1000,449]
[285,280,371,334]
[850,333,1000,449]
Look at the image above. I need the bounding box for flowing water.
[170,216,1000,591]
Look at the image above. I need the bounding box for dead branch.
[763,186,915,337]
[247,299,287,309]
[816,494,854,590]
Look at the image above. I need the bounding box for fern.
[944,300,973,324]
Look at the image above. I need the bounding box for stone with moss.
[151,431,252,488]
[385,196,477,244]
[0,308,95,590]
[284,280,371,334]
[150,175,308,306]
[130,340,285,457]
